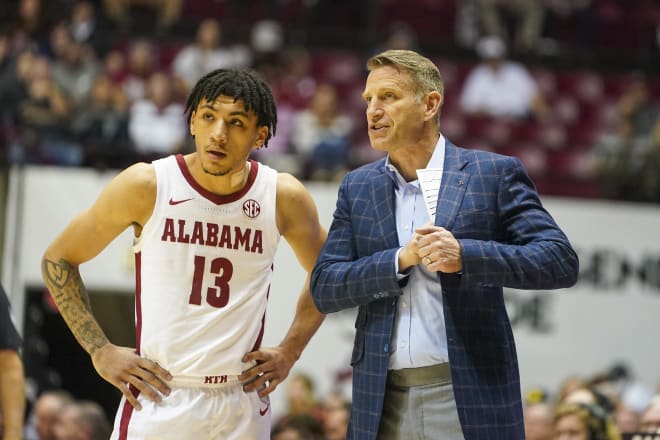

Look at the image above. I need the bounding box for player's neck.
[226,161,251,192]
[188,156,251,196]
[207,162,250,195]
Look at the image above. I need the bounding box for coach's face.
[362,65,427,154]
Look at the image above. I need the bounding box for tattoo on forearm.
[44,258,71,288]
[42,258,108,355]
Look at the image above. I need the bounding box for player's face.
[189,96,268,176]
[362,65,427,154]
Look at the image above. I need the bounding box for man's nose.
[210,121,228,143]
[366,100,382,119]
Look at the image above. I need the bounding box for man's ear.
[424,91,443,122]
[189,112,196,136]
[254,125,269,149]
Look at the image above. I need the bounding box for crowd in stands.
[0,0,658,201]
[21,389,111,440]
[0,0,659,201]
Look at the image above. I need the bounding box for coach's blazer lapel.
[370,166,399,249]
[435,142,469,229]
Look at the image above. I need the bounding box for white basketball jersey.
[133,154,280,384]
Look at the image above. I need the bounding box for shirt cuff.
[395,248,411,280]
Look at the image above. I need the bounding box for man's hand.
[415,225,463,273]
[399,232,424,272]
[239,346,297,398]
[91,344,172,410]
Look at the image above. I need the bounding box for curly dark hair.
[184,68,278,147]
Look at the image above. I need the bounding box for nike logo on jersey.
[169,197,193,205]
[259,403,270,416]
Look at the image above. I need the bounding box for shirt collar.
[384,134,446,188]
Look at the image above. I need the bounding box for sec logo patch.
[243,199,261,218]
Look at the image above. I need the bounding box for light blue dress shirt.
[385,135,449,370]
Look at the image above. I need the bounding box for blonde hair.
[554,402,621,440]
[366,49,444,101]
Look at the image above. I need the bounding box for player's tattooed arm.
[41,257,109,355]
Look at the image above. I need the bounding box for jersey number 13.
[188,255,233,308]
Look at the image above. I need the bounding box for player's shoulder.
[275,171,309,200]
[104,161,158,207]
[115,161,157,189]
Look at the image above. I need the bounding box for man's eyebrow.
[198,105,249,118]
[228,110,249,117]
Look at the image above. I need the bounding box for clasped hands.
[399,224,462,273]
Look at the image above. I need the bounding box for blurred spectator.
[50,36,100,110]
[250,19,284,73]
[68,0,113,57]
[614,403,640,434]
[640,397,660,434]
[275,46,317,110]
[0,284,25,440]
[172,18,251,95]
[7,0,58,52]
[0,30,11,71]
[476,0,544,53]
[101,48,126,84]
[291,83,352,181]
[553,402,621,440]
[594,74,660,202]
[0,31,22,120]
[46,21,73,61]
[616,74,660,144]
[0,31,12,161]
[0,49,34,136]
[375,21,420,53]
[524,402,554,440]
[562,385,618,419]
[271,413,324,440]
[282,373,322,422]
[128,71,186,160]
[459,35,549,120]
[540,0,595,52]
[101,0,182,35]
[455,0,481,49]
[320,391,350,440]
[71,72,131,168]
[15,54,82,165]
[119,39,158,103]
[589,363,655,414]
[309,0,367,33]
[558,376,589,403]
[25,390,74,440]
[52,400,111,440]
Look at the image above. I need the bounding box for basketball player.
[41,68,327,439]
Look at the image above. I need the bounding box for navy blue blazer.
[311,142,579,440]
